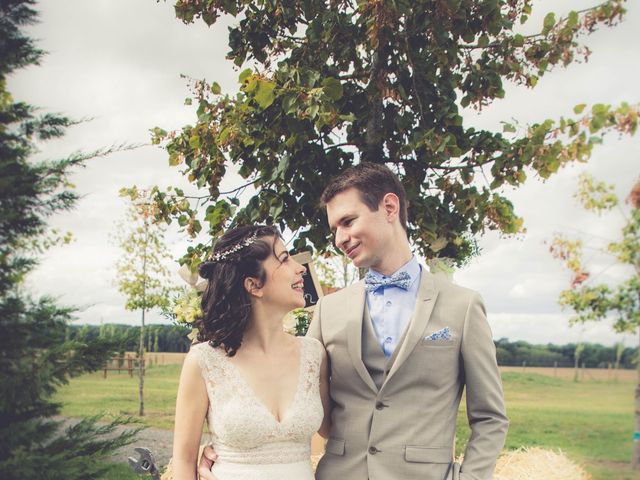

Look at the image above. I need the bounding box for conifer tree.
[0,2,139,478]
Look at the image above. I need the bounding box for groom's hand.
[197,445,218,480]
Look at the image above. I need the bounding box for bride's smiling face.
[249,238,307,311]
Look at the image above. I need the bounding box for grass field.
[55,366,638,479]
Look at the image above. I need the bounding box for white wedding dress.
[191,336,324,480]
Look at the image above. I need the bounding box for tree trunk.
[363,40,387,163]
[138,307,145,416]
[138,228,148,417]
[633,326,640,469]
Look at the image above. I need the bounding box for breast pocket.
[412,344,459,388]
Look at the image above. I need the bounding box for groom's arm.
[459,292,508,480]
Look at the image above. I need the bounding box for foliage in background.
[114,189,178,416]
[289,307,312,336]
[495,337,637,370]
[67,323,193,353]
[313,251,359,289]
[64,323,640,367]
[145,0,637,270]
[549,174,639,468]
[0,1,139,478]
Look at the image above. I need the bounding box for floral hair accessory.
[209,231,259,262]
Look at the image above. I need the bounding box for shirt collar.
[368,255,421,287]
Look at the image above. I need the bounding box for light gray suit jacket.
[308,270,508,480]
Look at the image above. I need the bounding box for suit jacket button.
[368,446,379,454]
[375,402,385,410]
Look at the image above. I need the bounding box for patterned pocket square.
[424,327,452,341]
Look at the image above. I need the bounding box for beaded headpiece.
[209,231,260,262]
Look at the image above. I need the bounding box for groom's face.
[326,187,392,271]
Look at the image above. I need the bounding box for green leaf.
[211,82,221,94]
[169,153,180,167]
[245,77,258,93]
[502,123,516,133]
[218,127,230,143]
[567,11,579,28]
[282,95,297,114]
[188,135,200,149]
[270,203,284,219]
[573,103,587,115]
[255,80,276,109]
[307,104,319,118]
[239,68,252,83]
[542,12,556,34]
[591,103,608,115]
[322,77,343,101]
[512,34,524,48]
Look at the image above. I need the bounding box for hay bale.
[493,447,591,480]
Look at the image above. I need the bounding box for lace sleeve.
[305,336,325,370]
[190,342,215,388]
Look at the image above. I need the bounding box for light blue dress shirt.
[366,256,422,358]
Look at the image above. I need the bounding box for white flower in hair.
[209,231,260,262]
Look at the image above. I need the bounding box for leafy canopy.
[114,188,177,313]
[550,174,639,333]
[149,0,637,269]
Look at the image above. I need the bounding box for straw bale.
[493,447,591,480]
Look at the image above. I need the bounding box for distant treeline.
[66,323,192,353]
[66,324,637,368]
[495,338,637,369]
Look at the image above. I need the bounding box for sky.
[9,0,639,347]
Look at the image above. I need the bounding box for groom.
[199,163,507,479]
[306,163,508,480]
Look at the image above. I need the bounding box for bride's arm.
[317,349,332,438]
[172,350,209,480]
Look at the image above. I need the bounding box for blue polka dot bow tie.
[364,271,412,293]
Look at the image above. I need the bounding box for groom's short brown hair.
[320,163,408,231]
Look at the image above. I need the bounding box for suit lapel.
[345,281,378,394]
[384,270,439,385]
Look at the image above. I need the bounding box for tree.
[144,0,637,268]
[313,252,359,290]
[114,189,177,416]
[550,173,639,468]
[0,1,139,478]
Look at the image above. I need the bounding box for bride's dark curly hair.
[196,225,280,357]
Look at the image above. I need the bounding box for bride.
[172,225,331,480]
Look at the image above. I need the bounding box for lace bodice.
[191,336,324,465]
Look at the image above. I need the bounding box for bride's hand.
[197,445,218,480]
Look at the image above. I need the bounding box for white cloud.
[9,0,639,346]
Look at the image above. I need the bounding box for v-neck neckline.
[223,337,304,425]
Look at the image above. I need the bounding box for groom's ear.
[381,192,400,224]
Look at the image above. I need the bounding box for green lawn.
[102,463,140,480]
[55,364,182,430]
[56,367,638,479]
[457,373,636,480]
